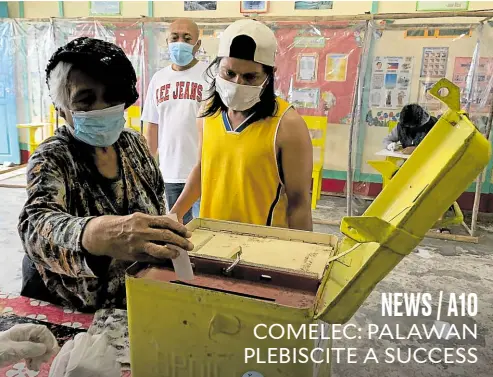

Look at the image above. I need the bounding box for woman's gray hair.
[47,61,73,109]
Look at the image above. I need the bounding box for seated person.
[17,37,193,312]
[383,104,438,155]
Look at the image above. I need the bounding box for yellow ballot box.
[125,79,491,377]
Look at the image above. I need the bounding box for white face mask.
[215,75,268,112]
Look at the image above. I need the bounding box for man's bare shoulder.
[277,107,310,144]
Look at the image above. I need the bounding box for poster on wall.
[89,1,121,15]
[294,1,333,10]
[240,1,269,13]
[291,88,320,109]
[293,36,325,48]
[184,1,217,11]
[197,47,211,64]
[370,56,414,109]
[325,54,348,82]
[452,57,493,112]
[296,53,318,83]
[416,1,468,11]
[418,80,443,111]
[274,24,362,123]
[420,47,448,78]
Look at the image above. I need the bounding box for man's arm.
[141,76,159,157]
[146,122,159,157]
[136,132,166,215]
[277,109,313,231]
[170,117,203,223]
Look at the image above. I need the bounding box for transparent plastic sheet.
[0,21,18,124]
[466,22,493,134]
[357,17,484,186]
[272,21,365,184]
[53,20,144,106]
[1,16,491,191]
[10,20,57,124]
[467,22,493,234]
[0,19,144,128]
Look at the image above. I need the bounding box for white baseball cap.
[217,19,277,67]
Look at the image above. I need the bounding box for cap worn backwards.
[218,19,278,67]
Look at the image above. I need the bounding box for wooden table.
[0,292,130,376]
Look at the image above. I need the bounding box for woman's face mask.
[215,75,269,112]
[71,104,126,147]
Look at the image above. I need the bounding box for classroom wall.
[378,1,493,14]
[7,1,493,19]
[7,1,373,18]
[6,1,493,186]
[360,26,492,175]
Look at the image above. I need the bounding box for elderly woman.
[17,37,193,312]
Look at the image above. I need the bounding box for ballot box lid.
[313,79,492,323]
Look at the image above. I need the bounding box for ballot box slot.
[170,280,276,302]
[166,272,317,308]
[136,261,318,308]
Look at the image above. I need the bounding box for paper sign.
[325,54,348,82]
[296,53,318,83]
[370,56,414,109]
[420,47,448,78]
[291,88,320,109]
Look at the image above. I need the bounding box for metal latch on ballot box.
[222,247,242,276]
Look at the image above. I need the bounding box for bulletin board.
[274,22,364,124]
[452,56,493,112]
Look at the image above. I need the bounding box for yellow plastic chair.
[17,105,62,154]
[126,105,142,133]
[367,120,401,188]
[16,123,50,154]
[48,105,56,137]
[303,116,328,210]
[48,104,67,136]
[368,119,464,230]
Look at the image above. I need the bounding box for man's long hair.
[199,57,278,123]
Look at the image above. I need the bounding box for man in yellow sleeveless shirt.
[171,19,313,231]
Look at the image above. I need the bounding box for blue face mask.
[71,104,126,147]
[168,41,196,66]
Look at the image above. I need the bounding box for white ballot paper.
[164,213,194,281]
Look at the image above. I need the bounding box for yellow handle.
[428,78,461,112]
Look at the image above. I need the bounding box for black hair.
[46,37,138,109]
[199,56,278,122]
[400,103,429,128]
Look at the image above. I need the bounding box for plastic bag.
[49,333,120,377]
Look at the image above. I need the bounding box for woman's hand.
[0,324,59,370]
[81,212,193,261]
